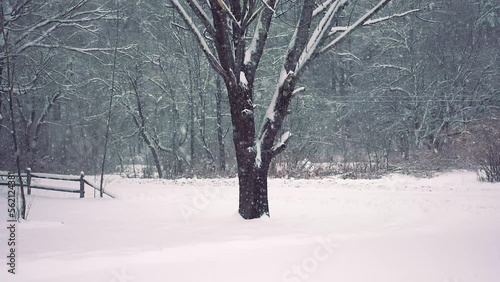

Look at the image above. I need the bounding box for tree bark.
[225,82,270,219]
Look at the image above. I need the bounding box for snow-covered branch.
[271,131,292,156]
[1,1,118,70]
[294,0,347,75]
[292,87,305,96]
[214,0,241,28]
[243,0,277,75]
[319,0,392,54]
[328,9,421,36]
[23,44,132,64]
[186,0,216,36]
[170,0,226,78]
[373,63,412,74]
[243,4,264,27]
[35,93,63,139]
[312,0,336,17]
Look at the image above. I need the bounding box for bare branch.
[186,0,216,36]
[319,0,392,54]
[294,0,347,75]
[169,0,227,79]
[312,0,335,17]
[243,0,277,83]
[291,86,305,96]
[215,0,241,28]
[328,9,421,36]
[271,131,292,156]
[35,93,62,139]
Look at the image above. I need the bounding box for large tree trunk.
[237,157,271,219]
[227,83,271,219]
[255,158,271,216]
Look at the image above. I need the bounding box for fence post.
[26,168,32,195]
[79,171,85,198]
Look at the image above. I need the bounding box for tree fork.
[169,0,411,220]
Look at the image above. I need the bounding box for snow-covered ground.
[1,171,500,282]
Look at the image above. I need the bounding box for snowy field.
[1,171,500,282]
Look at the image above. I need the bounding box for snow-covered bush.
[474,118,500,183]
[477,142,500,183]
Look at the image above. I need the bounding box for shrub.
[477,141,500,182]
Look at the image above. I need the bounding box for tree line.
[1,1,498,196]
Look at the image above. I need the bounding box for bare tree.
[170,0,416,219]
[1,0,115,171]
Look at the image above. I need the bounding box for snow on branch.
[328,9,420,36]
[243,0,277,67]
[318,0,392,54]
[312,0,336,17]
[292,87,305,96]
[170,0,226,78]
[255,136,263,168]
[271,131,292,156]
[294,0,347,75]
[15,24,60,54]
[363,8,420,26]
[255,120,292,167]
[244,18,262,65]
[35,93,63,138]
[373,63,412,74]
[215,0,241,28]
[240,71,249,88]
[261,0,276,13]
[243,0,275,27]
[7,3,115,57]
[27,44,132,62]
[243,5,264,27]
[265,69,293,122]
[186,0,216,36]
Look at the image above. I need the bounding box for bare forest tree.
[170,0,419,219]
[1,0,115,218]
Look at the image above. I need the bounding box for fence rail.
[0,169,114,198]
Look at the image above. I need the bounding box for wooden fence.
[0,169,114,198]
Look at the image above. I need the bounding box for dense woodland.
[1,0,499,180]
